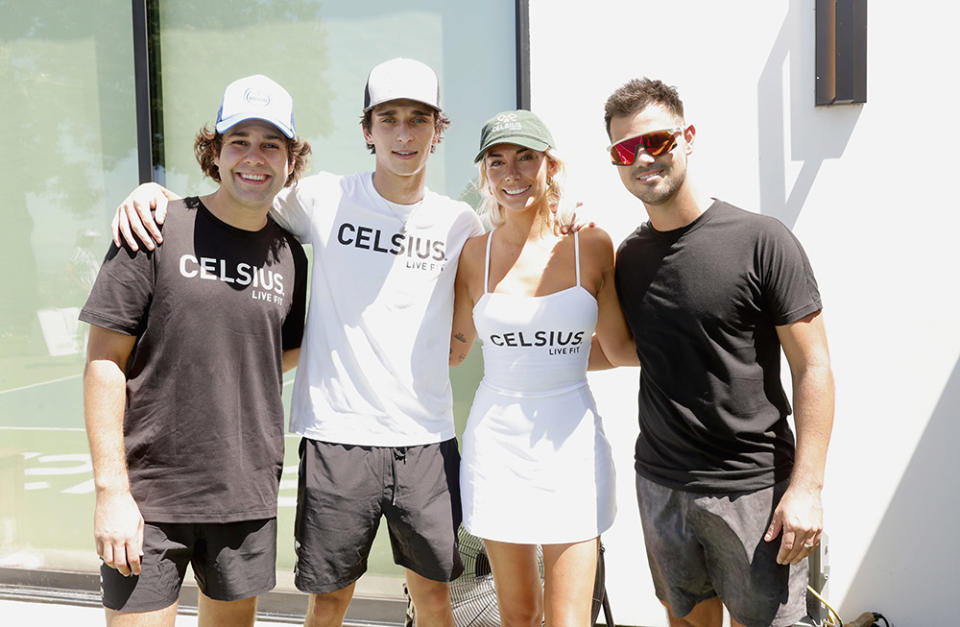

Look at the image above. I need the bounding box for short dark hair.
[603,78,685,137]
[194,125,311,187]
[360,107,451,154]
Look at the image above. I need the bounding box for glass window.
[0,0,515,602]
[153,0,515,595]
[0,1,138,574]
[154,2,515,203]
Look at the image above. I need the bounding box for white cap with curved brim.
[215,74,295,139]
[363,58,440,112]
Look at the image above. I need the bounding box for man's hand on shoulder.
[552,201,595,235]
[112,182,180,252]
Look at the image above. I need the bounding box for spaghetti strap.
[573,230,582,288]
[483,231,493,294]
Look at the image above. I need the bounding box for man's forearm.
[788,362,835,490]
[84,359,131,494]
[83,327,144,575]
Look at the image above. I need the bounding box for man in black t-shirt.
[81,75,309,626]
[600,79,835,626]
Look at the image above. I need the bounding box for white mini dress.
[460,231,617,544]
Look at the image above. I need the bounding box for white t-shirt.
[271,171,484,446]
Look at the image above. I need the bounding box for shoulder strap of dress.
[483,231,493,294]
[573,230,582,288]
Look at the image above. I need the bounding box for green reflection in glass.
[153,0,513,587]
[0,0,138,572]
[0,0,512,590]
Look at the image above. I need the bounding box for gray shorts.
[635,474,808,627]
[294,438,464,593]
[101,518,277,612]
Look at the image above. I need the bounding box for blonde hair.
[476,148,566,228]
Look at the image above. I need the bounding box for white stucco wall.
[527,1,960,625]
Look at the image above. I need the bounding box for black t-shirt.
[615,200,821,493]
[80,197,307,522]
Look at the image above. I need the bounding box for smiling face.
[363,99,439,181]
[213,120,292,212]
[608,103,693,208]
[483,143,554,217]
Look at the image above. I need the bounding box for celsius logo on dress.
[336,222,447,271]
[489,331,584,348]
[179,254,286,303]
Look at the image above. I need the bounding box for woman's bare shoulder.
[460,230,489,260]
[575,226,615,258]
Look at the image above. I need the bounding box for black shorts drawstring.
[391,447,407,505]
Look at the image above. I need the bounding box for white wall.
[528,1,960,625]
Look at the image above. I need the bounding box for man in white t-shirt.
[111,58,483,627]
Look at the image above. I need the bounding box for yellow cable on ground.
[807,584,843,627]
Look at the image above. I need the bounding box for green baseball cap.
[474,110,556,162]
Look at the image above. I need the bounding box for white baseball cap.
[363,58,441,112]
[215,74,295,138]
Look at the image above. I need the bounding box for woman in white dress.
[450,110,639,626]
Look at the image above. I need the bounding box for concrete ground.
[0,598,295,625]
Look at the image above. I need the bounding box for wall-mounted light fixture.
[816,0,867,105]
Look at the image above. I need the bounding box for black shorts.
[101,518,277,613]
[294,438,464,593]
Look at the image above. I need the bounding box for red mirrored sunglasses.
[607,127,683,166]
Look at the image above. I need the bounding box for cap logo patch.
[490,122,522,132]
[243,88,271,109]
[490,113,522,133]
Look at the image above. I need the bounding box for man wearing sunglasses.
[602,78,834,627]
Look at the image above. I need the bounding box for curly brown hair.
[360,106,450,154]
[603,78,685,137]
[194,125,311,187]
